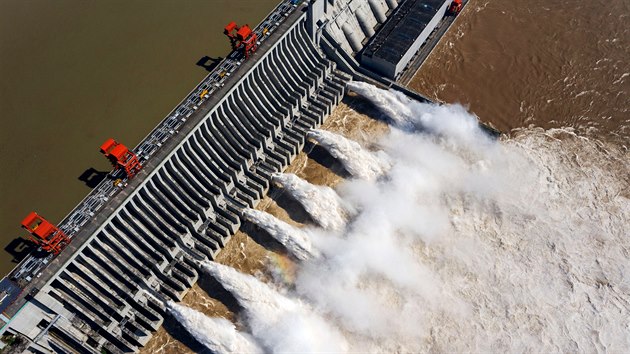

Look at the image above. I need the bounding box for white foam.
[183,82,629,352]
[307,129,390,180]
[202,262,348,353]
[166,301,262,354]
[271,172,349,230]
[347,81,415,129]
[348,81,490,147]
[242,208,319,261]
[294,83,630,352]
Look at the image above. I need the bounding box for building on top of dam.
[307,0,398,54]
[0,0,464,352]
[307,0,462,81]
[361,0,452,79]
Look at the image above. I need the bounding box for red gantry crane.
[448,0,463,15]
[224,21,258,58]
[21,212,70,255]
[100,138,142,178]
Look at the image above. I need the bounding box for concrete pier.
[0,0,463,352]
[0,3,349,353]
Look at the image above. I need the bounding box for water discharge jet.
[307,129,390,181]
[202,261,349,353]
[347,81,490,144]
[271,173,349,230]
[242,208,318,261]
[166,301,263,354]
[347,81,415,129]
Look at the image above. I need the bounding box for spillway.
[0,0,467,352]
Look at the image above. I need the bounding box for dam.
[0,0,465,352]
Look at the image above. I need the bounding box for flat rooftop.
[362,0,446,64]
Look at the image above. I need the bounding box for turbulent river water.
[143,0,628,352]
[1,0,628,352]
[148,94,629,353]
[411,0,630,142]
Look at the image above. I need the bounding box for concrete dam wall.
[2,4,349,353]
[315,0,397,54]
[0,0,461,351]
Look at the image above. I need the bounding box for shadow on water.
[161,311,208,353]
[303,141,351,179]
[267,186,315,225]
[341,94,390,123]
[77,168,109,189]
[4,238,37,264]
[196,56,223,73]
[196,271,244,316]
[240,220,289,256]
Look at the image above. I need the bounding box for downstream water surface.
[145,1,629,351]
[1,0,628,352]
[411,0,629,141]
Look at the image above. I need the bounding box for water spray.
[242,208,319,261]
[271,173,348,230]
[307,129,390,181]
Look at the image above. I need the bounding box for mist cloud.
[174,83,630,352]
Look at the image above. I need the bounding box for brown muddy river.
[411,0,629,141]
[1,0,628,352]
[144,0,629,351]
[0,0,281,275]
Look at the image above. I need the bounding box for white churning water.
[271,172,351,231]
[242,208,318,261]
[166,301,263,354]
[202,261,348,353]
[175,82,629,352]
[306,129,390,181]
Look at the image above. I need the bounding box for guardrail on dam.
[0,0,462,352]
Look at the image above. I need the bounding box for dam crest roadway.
[0,0,466,352]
